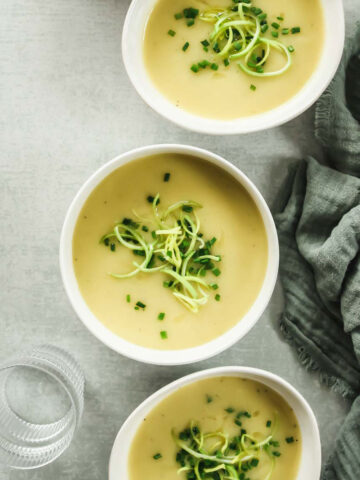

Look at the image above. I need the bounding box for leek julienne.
[100,194,221,313]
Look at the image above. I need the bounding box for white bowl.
[60,144,278,365]
[109,366,321,480]
[122,0,344,135]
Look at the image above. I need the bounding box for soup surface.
[128,376,302,480]
[73,154,267,350]
[143,0,324,119]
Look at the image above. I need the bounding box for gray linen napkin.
[274,27,360,480]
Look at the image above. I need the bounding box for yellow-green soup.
[73,154,268,350]
[143,0,324,119]
[129,376,302,480]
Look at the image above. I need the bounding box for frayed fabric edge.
[280,318,356,399]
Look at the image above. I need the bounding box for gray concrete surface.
[0,1,358,478]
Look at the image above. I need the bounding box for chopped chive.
[110,243,116,251]
[151,230,157,239]
[104,238,109,246]
[203,46,208,52]
[147,195,154,203]
[153,453,162,460]
[271,22,280,29]
[206,394,213,403]
[291,27,301,34]
[273,451,281,457]
[258,13,267,21]
[215,294,221,301]
[250,84,256,91]
[163,280,174,288]
[212,268,221,277]
[158,312,165,320]
[164,172,171,182]
[198,60,210,68]
[136,301,146,309]
[250,7,262,15]
[266,420,272,427]
[201,39,210,47]
[251,458,259,467]
[134,306,139,310]
[182,42,190,51]
[187,19,195,27]
[286,436,295,444]
[174,12,183,19]
[288,45,295,53]
[234,419,242,426]
[142,225,149,232]
[182,205,193,212]
[210,283,219,290]
[261,24,269,33]
[225,407,234,413]
[277,16,284,21]
[271,31,279,38]
[270,440,280,447]
[191,64,199,73]
[126,294,131,303]
[282,28,289,35]
[160,330,168,339]
[183,7,199,19]
[168,29,176,37]
[211,63,219,71]
[224,58,230,67]
[234,41,242,51]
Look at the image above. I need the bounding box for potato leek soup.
[128,376,302,480]
[143,0,324,120]
[72,154,267,350]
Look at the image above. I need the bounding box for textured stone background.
[0,1,358,478]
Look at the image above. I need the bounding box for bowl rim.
[59,144,279,365]
[108,366,322,480]
[122,0,345,135]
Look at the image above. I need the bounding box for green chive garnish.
[212,268,221,277]
[215,294,221,301]
[183,7,199,19]
[291,27,301,34]
[164,172,171,182]
[168,29,176,37]
[271,31,279,38]
[211,63,219,71]
[160,330,168,339]
[201,39,209,47]
[142,225,149,232]
[210,283,219,290]
[191,64,199,73]
[277,16,284,21]
[153,453,162,460]
[174,12,183,20]
[110,243,116,251]
[126,294,131,303]
[288,45,295,53]
[282,28,289,35]
[266,420,272,427]
[286,436,295,443]
[250,84,256,91]
[158,312,165,320]
[273,451,281,457]
[224,58,230,67]
[271,22,280,29]
[187,19,195,27]
[206,394,213,403]
[182,205,193,212]
[136,301,146,309]
[261,24,269,33]
[225,407,234,413]
[182,42,190,51]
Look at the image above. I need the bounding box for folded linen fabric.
[274,27,360,480]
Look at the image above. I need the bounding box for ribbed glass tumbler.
[0,344,84,469]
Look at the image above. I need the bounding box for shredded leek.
[101,195,221,313]
[198,2,295,77]
[173,414,282,480]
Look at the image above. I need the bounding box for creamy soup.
[129,376,302,480]
[73,154,267,350]
[143,0,324,119]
